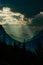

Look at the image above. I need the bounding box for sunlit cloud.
[0,7,33,42]
[0,7,28,25]
[0,7,43,42]
[0,7,33,25]
[40,12,43,15]
[27,18,33,24]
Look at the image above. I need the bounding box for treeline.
[0,41,43,65]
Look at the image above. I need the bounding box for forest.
[0,39,43,65]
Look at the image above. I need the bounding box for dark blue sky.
[0,0,43,18]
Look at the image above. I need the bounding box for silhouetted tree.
[22,39,26,51]
[14,40,16,48]
[18,42,21,47]
[3,31,5,43]
[21,39,27,65]
[35,42,43,65]
[36,42,42,56]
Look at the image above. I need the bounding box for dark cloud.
[31,14,43,26]
[0,0,43,18]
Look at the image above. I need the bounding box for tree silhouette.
[35,42,43,65]
[18,42,21,47]
[22,39,26,51]
[35,42,42,56]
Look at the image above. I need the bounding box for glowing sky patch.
[0,7,43,42]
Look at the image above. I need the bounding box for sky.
[0,0,43,18]
[0,0,43,52]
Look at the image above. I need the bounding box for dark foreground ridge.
[0,25,43,65]
[0,41,43,65]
